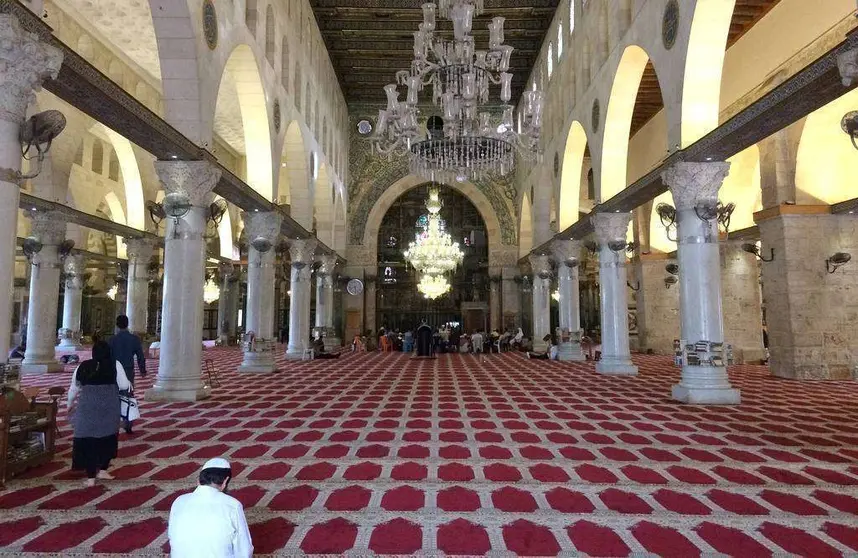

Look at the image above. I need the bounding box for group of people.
[352,325,535,356]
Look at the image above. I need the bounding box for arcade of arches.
[0,1,857,556]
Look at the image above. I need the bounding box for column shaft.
[125,239,155,336]
[286,240,317,358]
[529,255,551,352]
[57,255,85,352]
[553,240,585,361]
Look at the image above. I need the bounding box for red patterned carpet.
[2,348,858,556]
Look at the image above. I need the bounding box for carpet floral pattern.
[1,349,857,556]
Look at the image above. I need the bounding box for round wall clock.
[346,278,364,296]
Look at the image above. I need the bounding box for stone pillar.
[124,238,156,337]
[364,269,377,336]
[529,254,551,352]
[286,239,317,359]
[56,254,85,353]
[315,254,339,349]
[216,262,238,344]
[501,267,520,331]
[663,162,740,404]
[239,211,282,373]
[553,239,585,361]
[488,272,501,332]
[0,15,63,359]
[22,212,65,373]
[147,161,220,401]
[591,212,638,376]
[720,241,765,364]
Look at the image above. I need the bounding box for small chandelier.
[418,273,451,299]
[371,1,544,182]
[203,276,221,304]
[404,187,464,276]
[106,284,118,301]
[552,290,560,302]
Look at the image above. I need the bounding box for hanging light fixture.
[417,273,452,299]
[404,186,464,276]
[106,284,118,301]
[371,1,543,182]
[203,275,221,304]
[552,290,560,302]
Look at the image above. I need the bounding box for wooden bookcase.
[0,389,57,487]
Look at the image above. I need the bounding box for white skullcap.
[201,457,231,470]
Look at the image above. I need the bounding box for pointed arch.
[281,120,312,229]
[314,163,334,247]
[97,126,145,230]
[559,120,588,229]
[214,44,274,201]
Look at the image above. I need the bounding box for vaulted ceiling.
[309,0,562,106]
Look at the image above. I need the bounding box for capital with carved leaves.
[289,238,317,266]
[29,210,66,245]
[316,254,337,277]
[244,211,283,248]
[661,162,731,211]
[154,160,221,207]
[591,212,632,246]
[124,238,156,264]
[552,239,582,269]
[528,254,552,279]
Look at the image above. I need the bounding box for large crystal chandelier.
[404,187,464,276]
[203,276,221,304]
[371,1,544,182]
[418,273,452,299]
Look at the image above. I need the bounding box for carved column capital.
[591,212,632,246]
[244,211,283,245]
[29,210,66,245]
[316,254,337,276]
[662,162,731,211]
[528,254,552,278]
[838,47,858,86]
[0,14,63,123]
[289,238,317,266]
[154,160,221,206]
[124,237,156,263]
[63,254,86,288]
[552,239,582,268]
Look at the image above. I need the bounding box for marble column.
[529,254,551,353]
[22,212,66,373]
[591,212,638,376]
[553,239,585,361]
[125,238,156,337]
[0,15,63,359]
[663,162,740,404]
[489,272,501,332]
[239,211,282,373]
[501,267,520,331]
[315,254,339,349]
[286,239,317,359]
[216,262,238,344]
[56,254,85,353]
[147,161,221,401]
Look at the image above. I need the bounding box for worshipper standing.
[471,330,484,354]
[403,329,414,353]
[67,340,131,487]
[109,315,146,434]
[512,327,525,349]
[168,458,253,558]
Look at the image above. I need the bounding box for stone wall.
[634,257,679,356]
[720,241,766,364]
[759,213,858,380]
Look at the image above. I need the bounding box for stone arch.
[681,0,737,146]
[281,120,312,229]
[246,0,258,36]
[519,191,534,260]
[315,162,334,246]
[265,4,275,64]
[91,124,146,230]
[215,195,235,259]
[559,120,588,230]
[100,192,128,259]
[601,44,667,200]
[333,190,347,254]
[214,44,274,201]
[362,174,504,266]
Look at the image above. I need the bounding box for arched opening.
[682,0,737,146]
[246,0,258,36]
[559,120,588,230]
[281,120,312,229]
[99,126,146,230]
[333,192,347,254]
[376,184,490,332]
[214,44,274,201]
[281,37,290,92]
[265,5,275,64]
[215,195,235,259]
[91,140,104,174]
[314,162,334,246]
[519,193,533,259]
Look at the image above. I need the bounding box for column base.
[238,350,278,373]
[285,348,309,361]
[557,341,586,362]
[672,383,741,405]
[324,337,341,352]
[21,361,64,374]
[55,342,82,354]
[145,382,211,402]
[596,355,638,376]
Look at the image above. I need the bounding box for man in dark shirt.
[109,315,146,433]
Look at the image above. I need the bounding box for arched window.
[245,0,258,37]
[91,140,104,174]
[265,5,275,63]
[547,43,554,78]
[108,150,120,181]
[281,37,290,92]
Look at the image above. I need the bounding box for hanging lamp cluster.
[404,187,464,299]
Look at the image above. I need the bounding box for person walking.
[109,315,146,433]
[67,341,131,487]
[168,458,253,558]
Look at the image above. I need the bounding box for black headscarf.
[76,341,116,386]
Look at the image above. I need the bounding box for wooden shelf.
[0,393,57,487]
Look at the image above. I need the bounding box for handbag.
[119,390,141,422]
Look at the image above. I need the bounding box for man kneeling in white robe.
[168,458,253,558]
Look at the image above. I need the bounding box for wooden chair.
[46,387,65,436]
[204,359,221,388]
[22,387,40,406]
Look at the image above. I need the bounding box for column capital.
[0,14,63,123]
[837,47,858,86]
[29,210,65,245]
[528,254,552,278]
[552,239,582,268]
[219,261,237,280]
[591,212,631,246]
[316,254,337,276]
[662,161,731,211]
[244,211,283,246]
[124,237,157,262]
[289,238,317,265]
[154,160,221,206]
